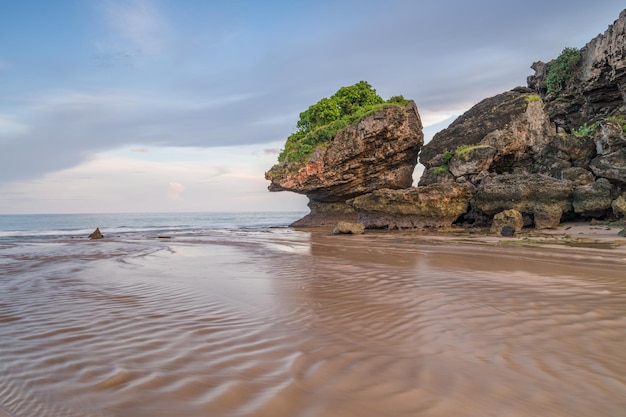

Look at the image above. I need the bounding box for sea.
[1,212,626,417]
[0,212,307,240]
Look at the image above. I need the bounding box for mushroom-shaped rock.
[266,101,423,226]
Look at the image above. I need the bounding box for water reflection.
[0,231,625,416]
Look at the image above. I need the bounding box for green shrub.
[571,122,599,137]
[277,81,408,166]
[525,94,542,103]
[438,144,493,166]
[545,47,581,93]
[386,95,410,105]
[432,164,450,174]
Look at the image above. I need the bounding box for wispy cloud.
[0,114,30,137]
[95,0,172,60]
[167,181,184,201]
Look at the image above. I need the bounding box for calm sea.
[0,212,307,240]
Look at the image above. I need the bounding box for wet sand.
[1,225,625,416]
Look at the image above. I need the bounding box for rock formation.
[350,183,472,229]
[490,209,524,235]
[266,101,424,227]
[267,9,626,231]
[416,9,626,229]
[527,9,626,131]
[89,228,104,239]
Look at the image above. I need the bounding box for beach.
[1,221,625,416]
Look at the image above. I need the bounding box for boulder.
[590,148,626,185]
[612,194,626,218]
[534,205,564,229]
[535,133,595,174]
[572,179,615,217]
[473,173,573,217]
[332,221,365,235]
[89,228,104,239]
[594,120,626,155]
[490,209,524,234]
[500,225,516,237]
[350,183,473,229]
[419,89,556,179]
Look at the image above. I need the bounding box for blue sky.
[1,1,624,214]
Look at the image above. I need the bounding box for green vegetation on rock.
[441,144,493,164]
[545,47,581,93]
[572,122,599,137]
[525,94,542,103]
[607,115,626,134]
[454,144,492,157]
[277,81,409,165]
[432,164,450,174]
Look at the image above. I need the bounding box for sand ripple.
[1,231,626,416]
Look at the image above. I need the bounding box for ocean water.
[0,212,307,239]
[1,212,626,417]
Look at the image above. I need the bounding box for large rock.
[534,205,564,229]
[590,148,626,185]
[419,88,556,185]
[536,133,595,175]
[473,173,573,228]
[612,193,626,218]
[572,179,616,217]
[332,221,365,235]
[267,102,423,226]
[350,183,473,229]
[267,102,423,201]
[594,120,626,155]
[490,209,524,234]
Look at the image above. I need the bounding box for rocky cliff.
[267,9,626,231]
[266,101,423,226]
[528,9,626,131]
[417,9,626,230]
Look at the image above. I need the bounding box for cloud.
[94,0,173,63]
[0,114,30,137]
[131,147,150,153]
[2,0,625,190]
[167,181,184,201]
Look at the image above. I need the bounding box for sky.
[1,1,624,214]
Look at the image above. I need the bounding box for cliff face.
[416,9,626,229]
[528,9,626,130]
[266,101,424,226]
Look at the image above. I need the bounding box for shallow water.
[1,230,625,416]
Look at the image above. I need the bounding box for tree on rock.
[278,81,406,166]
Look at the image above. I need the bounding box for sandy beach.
[1,222,625,417]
